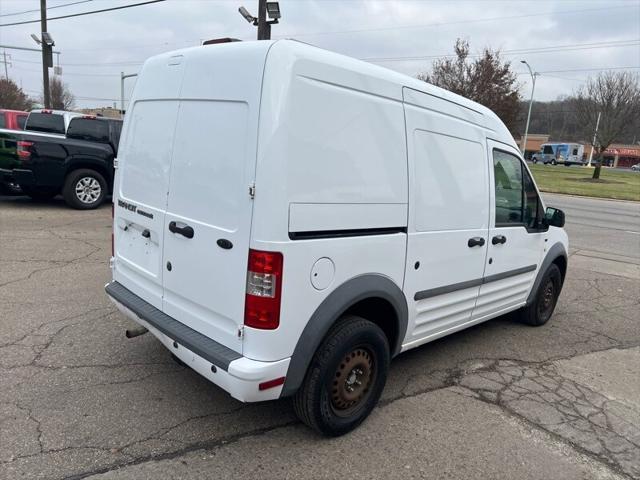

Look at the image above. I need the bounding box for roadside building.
[78,106,123,119]
[516,134,550,159]
[599,144,640,168]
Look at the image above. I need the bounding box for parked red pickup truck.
[0,109,28,130]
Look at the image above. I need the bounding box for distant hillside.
[513,98,639,144]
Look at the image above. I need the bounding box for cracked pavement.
[0,193,638,479]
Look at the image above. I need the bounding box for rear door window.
[67,118,110,143]
[26,113,65,134]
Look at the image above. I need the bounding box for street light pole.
[586,111,601,168]
[257,0,269,40]
[520,60,537,158]
[120,72,138,118]
[40,0,51,108]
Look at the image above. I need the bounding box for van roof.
[140,39,515,147]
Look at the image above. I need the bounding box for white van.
[106,39,568,436]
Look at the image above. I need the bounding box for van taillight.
[17,140,33,160]
[244,249,283,330]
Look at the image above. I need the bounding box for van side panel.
[244,41,408,362]
[401,87,491,349]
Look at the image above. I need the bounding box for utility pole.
[40,0,51,108]
[1,51,10,79]
[256,0,269,40]
[238,2,280,40]
[587,111,601,168]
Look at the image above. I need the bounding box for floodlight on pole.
[239,1,281,40]
[266,2,281,19]
[238,6,257,24]
[31,34,42,45]
[41,32,55,46]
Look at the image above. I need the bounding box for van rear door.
[112,54,185,309]
[160,44,268,354]
[161,101,253,353]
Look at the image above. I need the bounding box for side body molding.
[280,274,408,397]
[526,242,568,305]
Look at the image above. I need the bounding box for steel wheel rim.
[537,279,556,320]
[75,177,101,204]
[330,346,375,417]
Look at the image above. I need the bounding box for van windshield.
[26,113,65,134]
[542,145,554,154]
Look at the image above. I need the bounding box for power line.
[9,38,639,70]
[275,4,637,38]
[362,39,640,63]
[536,66,640,74]
[0,0,94,18]
[0,0,166,27]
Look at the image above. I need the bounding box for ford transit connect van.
[106,39,568,436]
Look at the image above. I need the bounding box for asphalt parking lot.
[1,193,639,480]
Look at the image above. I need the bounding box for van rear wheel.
[63,169,107,210]
[292,315,389,436]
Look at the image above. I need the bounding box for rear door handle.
[168,221,194,239]
[492,235,507,245]
[467,237,485,248]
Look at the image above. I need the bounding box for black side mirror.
[544,207,565,228]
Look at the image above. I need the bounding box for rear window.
[26,113,65,134]
[67,118,110,142]
[17,115,27,129]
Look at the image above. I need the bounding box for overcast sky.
[1,0,639,109]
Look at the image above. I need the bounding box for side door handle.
[168,221,194,239]
[467,237,485,248]
[492,235,507,245]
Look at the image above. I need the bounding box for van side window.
[493,150,542,229]
[493,150,523,225]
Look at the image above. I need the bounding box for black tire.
[551,159,557,165]
[519,264,562,326]
[292,315,390,436]
[62,169,107,210]
[21,185,58,201]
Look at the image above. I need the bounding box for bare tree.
[0,78,34,111]
[47,77,76,111]
[573,72,640,179]
[418,39,521,132]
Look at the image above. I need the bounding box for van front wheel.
[519,264,562,326]
[293,316,390,436]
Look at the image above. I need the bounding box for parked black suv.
[0,116,122,209]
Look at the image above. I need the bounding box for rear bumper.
[0,167,14,183]
[12,169,36,186]
[105,281,290,402]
